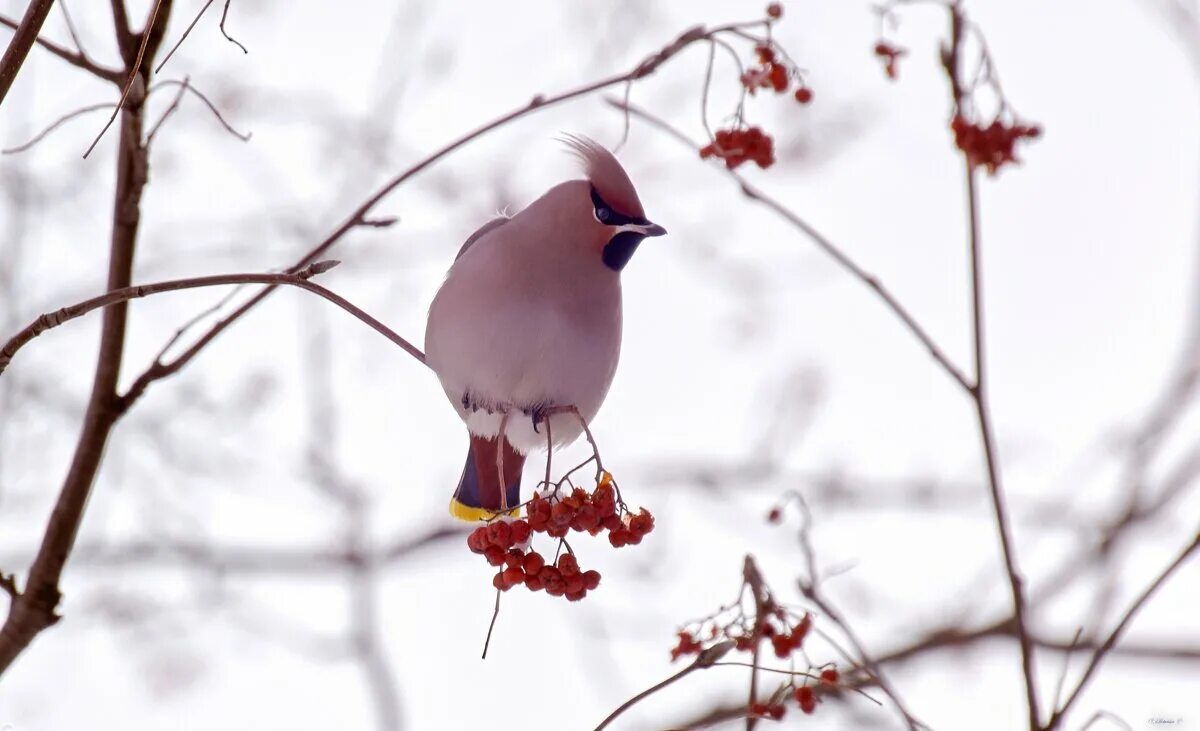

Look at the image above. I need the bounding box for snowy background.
[1,0,1198,728]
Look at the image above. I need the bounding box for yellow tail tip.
[448,498,519,523]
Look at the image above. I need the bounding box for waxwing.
[425,135,666,521]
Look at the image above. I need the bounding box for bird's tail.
[449,434,526,522]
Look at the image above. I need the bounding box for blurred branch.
[0,8,122,86]
[1045,530,1200,729]
[936,7,1039,725]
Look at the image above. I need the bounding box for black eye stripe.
[590,186,646,227]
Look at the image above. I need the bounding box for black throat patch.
[602,231,645,272]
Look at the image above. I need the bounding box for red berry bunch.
[466,471,653,601]
[671,609,813,661]
[950,114,1041,175]
[873,40,907,80]
[740,43,814,104]
[700,127,776,170]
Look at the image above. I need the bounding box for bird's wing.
[454,216,511,261]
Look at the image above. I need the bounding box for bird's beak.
[623,221,667,238]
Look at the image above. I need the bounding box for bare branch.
[83,0,166,159]
[154,0,214,72]
[0,12,122,84]
[2,101,115,154]
[1046,531,1200,729]
[594,641,735,731]
[150,78,251,141]
[0,0,58,106]
[0,261,351,376]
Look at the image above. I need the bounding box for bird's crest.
[561,134,645,218]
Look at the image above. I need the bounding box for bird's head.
[559,134,667,272]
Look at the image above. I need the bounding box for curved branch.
[0,260,424,378]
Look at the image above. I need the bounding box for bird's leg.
[496,411,511,511]
[529,403,548,434]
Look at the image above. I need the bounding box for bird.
[425,135,666,522]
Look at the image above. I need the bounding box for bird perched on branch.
[426,135,667,522]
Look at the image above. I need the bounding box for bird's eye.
[595,207,611,223]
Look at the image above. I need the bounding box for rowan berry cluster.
[700,127,776,171]
[670,607,813,661]
[465,472,654,600]
[740,44,813,105]
[697,3,814,172]
[951,114,1041,175]
[747,666,839,720]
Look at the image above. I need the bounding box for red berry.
[550,502,575,526]
[795,686,816,714]
[467,527,489,553]
[565,589,587,602]
[524,574,544,592]
[565,574,585,594]
[608,530,629,548]
[492,572,509,591]
[522,551,545,575]
[769,64,789,92]
[502,566,525,587]
[510,520,531,544]
[557,554,579,575]
[820,668,839,685]
[486,522,512,548]
[794,87,812,104]
[766,2,783,19]
[768,704,786,720]
[582,570,601,590]
[630,508,655,536]
[483,545,505,567]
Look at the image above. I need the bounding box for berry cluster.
[950,114,1041,175]
[873,41,906,80]
[747,667,839,721]
[740,44,812,105]
[671,609,813,661]
[700,127,776,170]
[466,472,654,601]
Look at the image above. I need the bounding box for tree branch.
[0,260,354,376]
[0,10,122,85]
[0,0,58,106]
[0,0,176,677]
[1045,531,1200,729]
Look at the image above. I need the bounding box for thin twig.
[595,641,735,731]
[150,78,251,140]
[219,0,246,53]
[2,102,115,154]
[83,0,165,159]
[0,260,422,377]
[144,75,189,146]
[1045,532,1200,729]
[155,0,214,72]
[481,587,501,659]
